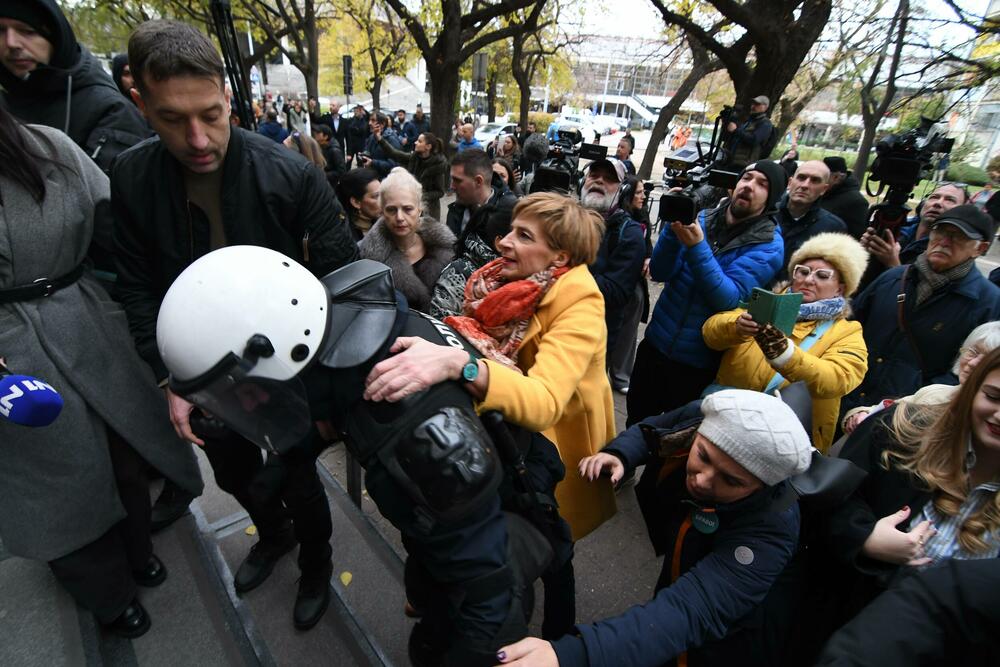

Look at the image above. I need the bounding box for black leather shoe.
[133,554,167,587]
[234,533,297,594]
[293,562,332,630]
[150,481,195,533]
[105,599,151,639]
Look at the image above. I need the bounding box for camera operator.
[857,182,968,292]
[721,95,776,169]
[357,111,400,177]
[626,160,786,426]
[819,157,869,239]
[581,158,646,356]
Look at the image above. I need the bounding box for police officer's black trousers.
[201,431,333,574]
[48,428,150,623]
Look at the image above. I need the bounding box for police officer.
[155,250,553,666]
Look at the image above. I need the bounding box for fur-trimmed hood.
[788,232,869,297]
[359,216,456,312]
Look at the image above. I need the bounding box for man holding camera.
[358,111,400,177]
[722,95,776,169]
[626,160,786,426]
[581,158,646,356]
[857,182,968,292]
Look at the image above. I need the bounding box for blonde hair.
[378,167,423,210]
[511,192,605,266]
[885,346,1000,554]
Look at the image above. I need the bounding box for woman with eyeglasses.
[702,233,870,451]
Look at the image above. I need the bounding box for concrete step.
[0,445,411,666]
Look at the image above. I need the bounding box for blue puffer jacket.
[551,401,801,667]
[645,205,784,369]
[840,262,1000,416]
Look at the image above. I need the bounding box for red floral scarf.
[444,258,568,367]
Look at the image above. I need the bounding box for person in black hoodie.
[0,0,150,173]
[819,157,870,239]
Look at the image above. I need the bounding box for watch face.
[462,362,478,381]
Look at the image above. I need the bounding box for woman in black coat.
[376,129,449,220]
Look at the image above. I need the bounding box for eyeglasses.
[960,346,985,360]
[792,264,837,281]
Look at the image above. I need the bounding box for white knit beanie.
[697,390,813,486]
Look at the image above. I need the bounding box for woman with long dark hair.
[374,127,449,220]
[335,168,382,241]
[0,104,201,636]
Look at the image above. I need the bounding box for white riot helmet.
[156,246,329,453]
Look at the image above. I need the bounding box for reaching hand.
[494,637,559,666]
[861,506,937,566]
[860,227,901,267]
[843,410,870,435]
[363,337,465,402]
[578,453,625,484]
[164,387,205,446]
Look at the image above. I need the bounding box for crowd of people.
[2,1,1000,666]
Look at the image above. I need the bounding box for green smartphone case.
[745,288,803,336]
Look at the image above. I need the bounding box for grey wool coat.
[358,215,456,312]
[0,125,202,561]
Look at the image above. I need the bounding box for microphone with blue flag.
[0,361,64,427]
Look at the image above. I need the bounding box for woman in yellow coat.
[364,191,617,539]
[702,233,869,451]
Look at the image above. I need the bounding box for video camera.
[659,110,742,225]
[866,116,955,239]
[530,128,607,194]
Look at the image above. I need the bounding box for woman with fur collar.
[359,168,455,312]
[702,233,870,451]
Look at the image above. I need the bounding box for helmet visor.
[170,353,312,454]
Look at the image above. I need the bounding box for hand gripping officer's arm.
[155,248,550,665]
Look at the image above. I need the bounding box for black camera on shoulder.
[529,128,607,195]
[866,116,954,239]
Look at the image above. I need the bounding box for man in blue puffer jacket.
[494,390,812,667]
[626,160,787,426]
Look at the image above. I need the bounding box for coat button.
[859,392,866,398]
[876,357,883,363]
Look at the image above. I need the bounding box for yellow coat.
[702,309,868,451]
[479,264,617,540]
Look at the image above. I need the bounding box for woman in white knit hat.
[702,232,870,451]
[496,389,813,667]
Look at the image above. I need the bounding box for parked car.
[474,121,518,146]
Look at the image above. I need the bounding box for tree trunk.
[516,72,531,129]
[371,76,383,112]
[486,75,497,122]
[303,12,319,101]
[853,123,878,177]
[429,65,461,150]
[638,60,712,179]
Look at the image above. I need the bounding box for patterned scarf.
[913,254,974,307]
[796,296,845,321]
[444,258,568,367]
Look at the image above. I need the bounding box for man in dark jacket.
[816,559,1000,667]
[819,157,869,239]
[626,160,786,426]
[403,105,430,148]
[358,111,400,177]
[345,103,369,163]
[446,148,517,241]
[257,109,288,143]
[773,159,848,283]
[113,20,358,632]
[721,95,775,169]
[581,157,645,354]
[840,205,1000,420]
[312,123,347,188]
[319,97,347,153]
[0,0,150,173]
[497,389,812,667]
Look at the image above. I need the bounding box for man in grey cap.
[722,94,776,168]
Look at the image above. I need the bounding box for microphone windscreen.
[0,375,64,427]
[522,133,550,163]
